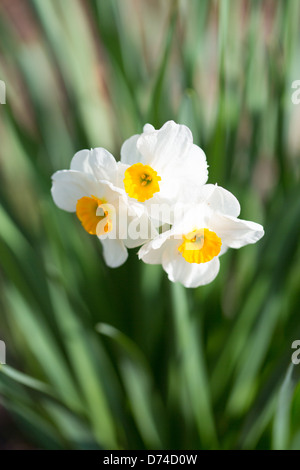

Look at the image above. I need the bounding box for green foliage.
[0,0,299,449]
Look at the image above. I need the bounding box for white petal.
[90,148,118,181]
[116,162,129,189]
[176,143,208,187]
[124,212,158,249]
[170,205,209,236]
[71,148,118,184]
[180,184,240,217]
[162,248,220,288]
[143,196,179,225]
[51,170,123,213]
[209,213,264,249]
[158,147,208,202]
[138,239,168,265]
[120,134,144,165]
[70,149,94,175]
[100,238,128,268]
[138,228,174,263]
[51,170,98,212]
[136,121,208,202]
[143,123,155,133]
[97,179,124,203]
[219,244,229,256]
[210,186,240,217]
[137,121,193,170]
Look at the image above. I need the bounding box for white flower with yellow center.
[120,121,208,210]
[138,185,264,288]
[51,148,153,268]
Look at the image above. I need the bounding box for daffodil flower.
[138,185,264,288]
[51,148,154,268]
[120,121,208,212]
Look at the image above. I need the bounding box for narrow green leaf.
[170,283,218,449]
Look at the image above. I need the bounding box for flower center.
[178,228,222,264]
[123,163,161,202]
[76,195,111,235]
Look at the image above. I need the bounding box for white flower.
[51,148,153,268]
[120,121,208,213]
[138,184,264,288]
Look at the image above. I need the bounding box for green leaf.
[170,283,218,449]
[273,365,300,450]
[97,323,165,449]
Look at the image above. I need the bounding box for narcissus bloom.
[51,121,264,286]
[51,148,152,268]
[120,121,208,209]
[138,185,264,288]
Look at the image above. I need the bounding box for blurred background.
[0,0,300,450]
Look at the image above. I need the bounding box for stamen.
[124,163,161,202]
[178,228,222,264]
[76,195,111,235]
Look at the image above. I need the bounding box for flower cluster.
[51,121,264,288]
